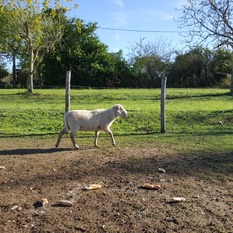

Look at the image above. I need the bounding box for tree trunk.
[27,49,34,93]
[12,50,16,84]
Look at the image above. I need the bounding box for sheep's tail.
[64,114,70,132]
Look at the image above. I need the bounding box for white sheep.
[55,104,128,149]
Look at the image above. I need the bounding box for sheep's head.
[114,104,128,118]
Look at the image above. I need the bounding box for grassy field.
[0,88,232,153]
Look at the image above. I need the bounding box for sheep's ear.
[114,104,120,110]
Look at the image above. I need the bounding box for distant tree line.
[0,17,232,89]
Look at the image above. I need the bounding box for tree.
[41,19,107,87]
[168,47,212,87]
[100,50,133,88]
[0,60,9,87]
[0,0,76,93]
[41,18,132,88]
[131,55,167,88]
[128,38,173,87]
[168,47,232,87]
[116,51,134,88]
[178,0,233,95]
[212,49,233,86]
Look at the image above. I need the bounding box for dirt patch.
[0,137,232,233]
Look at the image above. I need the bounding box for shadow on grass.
[164,92,230,100]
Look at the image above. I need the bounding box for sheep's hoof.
[95,144,100,148]
[55,144,58,148]
[112,144,116,147]
[74,145,79,150]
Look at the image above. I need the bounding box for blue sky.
[67,0,187,56]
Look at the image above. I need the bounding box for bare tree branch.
[178,0,233,48]
[177,0,233,94]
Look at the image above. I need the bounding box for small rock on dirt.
[140,183,161,190]
[57,200,74,207]
[83,184,102,190]
[158,168,166,173]
[168,197,186,204]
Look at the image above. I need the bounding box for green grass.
[0,88,232,153]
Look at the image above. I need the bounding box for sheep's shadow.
[0,147,74,156]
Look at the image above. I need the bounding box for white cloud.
[142,8,174,22]
[111,0,124,8]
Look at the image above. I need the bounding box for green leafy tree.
[0,0,76,93]
[168,47,212,87]
[41,18,132,88]
[41,19,103,87]
[131,55,167,88]
[0,61,9,87]
[211,49,232,86]
[168,47,232,87]
[98,50,133,88]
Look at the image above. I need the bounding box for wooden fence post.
[65,71,71,113]
[161,77,167,133]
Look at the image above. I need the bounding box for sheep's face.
[114,104,128,118]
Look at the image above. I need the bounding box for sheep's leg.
[55,128,67,148]
[94,130,100,147]
[106,129,116,146]
[70,131,79,150]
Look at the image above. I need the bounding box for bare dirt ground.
[0,137,232,233]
